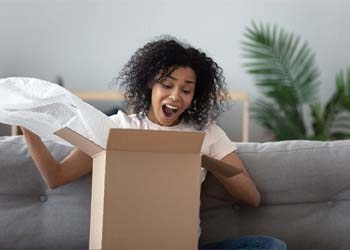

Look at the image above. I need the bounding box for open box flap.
[106,128,205,153]
[54,128,242,178]
[201,154,243,178]
[54,127,104,157]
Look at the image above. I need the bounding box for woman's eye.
[161,83,172,89]
[183,89,192,94]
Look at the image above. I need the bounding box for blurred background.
[1,0,349,142]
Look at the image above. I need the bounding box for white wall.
[1,0,349,141]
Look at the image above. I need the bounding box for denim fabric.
[199,236,287,250]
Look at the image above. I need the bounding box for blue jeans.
[199,236,287,250]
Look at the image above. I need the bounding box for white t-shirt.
[109,110,237,183]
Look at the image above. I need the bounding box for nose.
[168,89,181,102]
[168,95,178,101]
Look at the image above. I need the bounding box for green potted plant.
[242,21,350,140]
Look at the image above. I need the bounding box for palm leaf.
[310,68,350,140]
[337,68,350,109]
[252,99,307,140]
[242,21,320,140]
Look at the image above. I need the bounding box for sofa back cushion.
[0,136,91,249]
[200,140,350,249]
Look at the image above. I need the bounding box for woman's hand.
[211,151,261,208]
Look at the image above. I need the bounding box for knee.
[258,236,287,250]
[237,236,287,250]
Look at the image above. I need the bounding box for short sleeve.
[109,110,143,129]
[202,122,237,160]
[109,110,130,128]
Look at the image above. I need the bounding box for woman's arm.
[21,127,93,189]
[211,151,261,208]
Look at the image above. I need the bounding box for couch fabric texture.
[1,135,350,249]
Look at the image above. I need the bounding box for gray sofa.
[1,135,350,249]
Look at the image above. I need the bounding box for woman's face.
[148,67,196,126]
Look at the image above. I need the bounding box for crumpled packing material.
[0,77,117,148]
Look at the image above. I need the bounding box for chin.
[161,120,176,126]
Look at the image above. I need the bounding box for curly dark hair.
[117,37,228,129]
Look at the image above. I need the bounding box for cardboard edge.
[201,154,242,178]
[106,129,205,153]
[54,127,104,157]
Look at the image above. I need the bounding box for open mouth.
[162,103,179,119]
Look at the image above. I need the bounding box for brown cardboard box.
[55,128,241,250]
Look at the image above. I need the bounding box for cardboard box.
[55,128,241,250]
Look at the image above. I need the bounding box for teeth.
[165,104,179,110]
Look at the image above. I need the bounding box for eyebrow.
[168,75,196,84]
